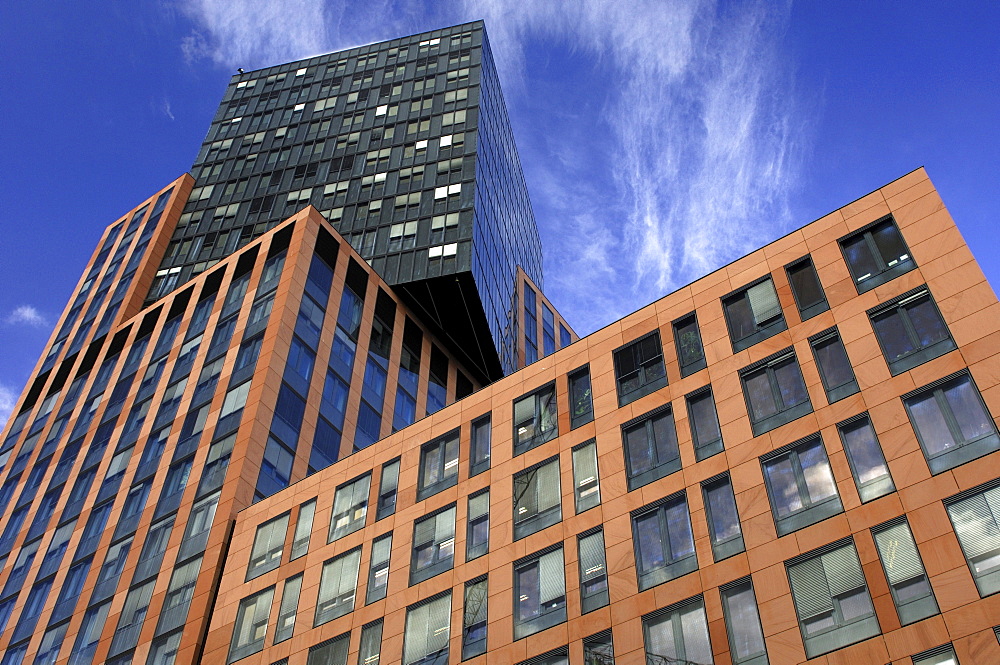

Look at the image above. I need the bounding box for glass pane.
[705,480,741,542]
[723,583,766,660]
[799,442,838,504]
[837,587,874,621]
[625,426,654,474]
[774,359,808,408]
[689,393,721,446]
[907,392,956,455]
[764,456,803,517]
[944,376,994,442]
[815,336,855,389]
[841,420,890,485]
[745,371,778,420]
[635,514,665,571]
[679,602,713,665]
[651,413,680,464]
[516,564,539,620]
[665,500,694,560]
[843,234,880,280]
[727,296,756,339]
[872,222,909,265]
[789,261,824,308]
[675,318,704,366]
[873,311,917,361]
[908,298,950,347]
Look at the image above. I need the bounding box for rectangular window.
[307,633,350,665]
[568,366,594,429]
[786,256,829,320]
[944,478,1000,596]
[572,440,601,513]
[274,574,302,643]
[358,620,383,665]
[470,415,491,477]
[720,578,768,665]
[786,539,879,658]
[723,277,788,352]
[467,490,489,560]
[872,518,938,625]
[410,505,456,585]
[578,529,609,613]
[904,371,1000,474]
[642,597,713,665]
[513,457,562,540]
[622,406,680,490]
[513,547,566,639]
[329,473,371,542]
[513,384,558,455]
[247,512,290,580]
[417,430,459,500]
[632,493,697,590]
[837,415,895,502]
[291,499,315,560]
[810,328,859,403]
[377,458,400,520]
[702,474,745,561]
[229,587,274,662]
[584,631,614,665]
[673,312,707,377]
[366,533,392,604]
[912,644,959,665]
[687,387,724,460]
[761,435,843,536]
[403,593,451,665]
[741,349,812,436]
[314,548,362,625]
[462,578,488,659]
[839,216,914,293]
[613,331,667,406]
[870,287,956,375]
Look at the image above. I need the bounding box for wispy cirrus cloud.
[5,305,47,328]
[0,383,16,431]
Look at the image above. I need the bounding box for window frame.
[903,371,1000,475]
[838,215,915,294]
[641,596,714,665]
[366,532,392,604]
[622,405,681,491]
[740,348,813,436]
[246,512,290,581]
[469,415,491,477]
[512,384,558,456]
[376,458,400,520]
[462,577,488,659]
[409,504,456,585]
[314,547,362,626]
[761,435,844,536]
[785,256,830,321]
[720,578,769,665]
[568,365,594,429]
[228,586,275,662]
[871,517,939,625]
[837,414,895,503]
[328,472,371,542]
[513,456,562,540]
[578,528,609,613]
[723,275,788,352]
[417,429,460,501]
[673,312,707,377]
[809,328,860,403]
[686,386,724,461]
[631,492,698,590]
[868,287,957,376]
[571,439,601,513]
[403,592,451,665]
[702,473,745,562]
[944,477,1000,597]
[466,489,489,561]
[512,546,567,640]
[613,330,668,406]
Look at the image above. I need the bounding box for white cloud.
[5,305,47,327]
[0,383,16,431]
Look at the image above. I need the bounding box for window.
[358,620,383,665]
[291,499,315,560]
[410,505,456,585]
[632,493,697,590]
[720,578,768,665]
[642,597,713,665]
[673,313,707,377]
[944,478,1000,596]
[403,593,451,665]
[513,547,566,639]
[366,533,392,604]
[247,512,289,580]
[513,384,558,455]
[463,578,488,659]
[613,331,667,406]
[761,436,843,536]
[568,366,594,429]
[622,406,680,490]
[274,574,302,643]
[786,256,829,320]
[741,349,812,436]
[329,473,371,542]
[839,216,914,293]
[872,518,938,625]
[810,328,859,403]
[417,430,459,500]
[583,631,614,665]
[571,440,601,513]
[578,529,609,613]
[870,287,956,375]
[470,415,491,476]
[723,277,788,352]
[229,587,274,662]
[837,415,894,502]
[513,457,561,540]
[467,490,489,560]
[314,548,361,625]
[687,387,724,460]
[702,474,745,561]
[912,644,960,665]
[376,459,400,520]
[786,539,879,658]
[308,633,350,665]
[903,371,999,474]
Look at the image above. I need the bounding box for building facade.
[204,169,1000,665]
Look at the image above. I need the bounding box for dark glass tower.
[147,21,541,380]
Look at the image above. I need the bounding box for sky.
[1,1,998,427]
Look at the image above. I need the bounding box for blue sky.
[1,1,998,426]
